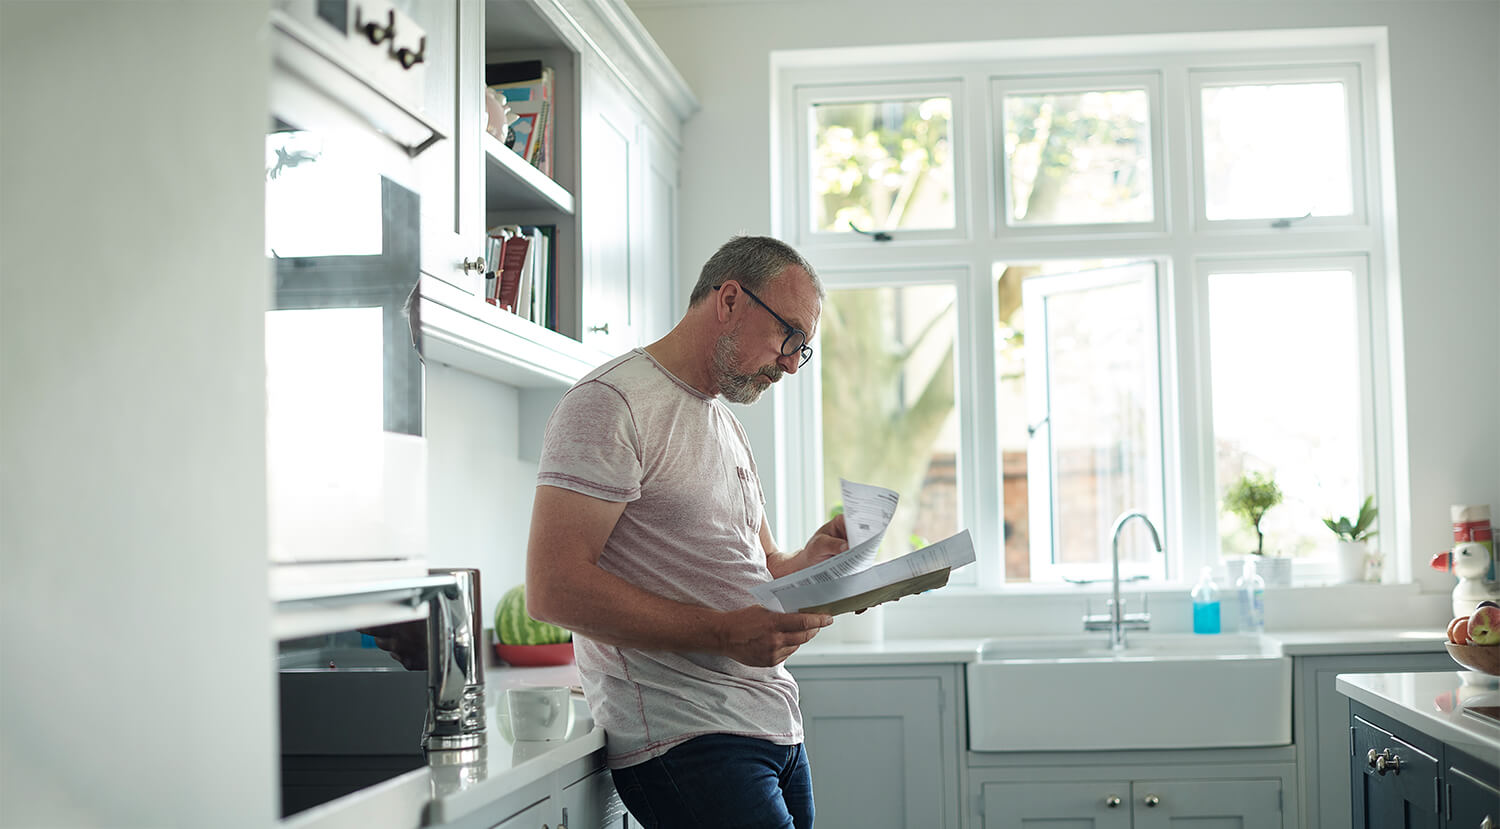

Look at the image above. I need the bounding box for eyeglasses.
[714,283,814,367]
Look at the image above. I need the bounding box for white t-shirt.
[535,348,802,768]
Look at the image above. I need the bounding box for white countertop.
[1336,670,1500,761]
[786,628,1449,666]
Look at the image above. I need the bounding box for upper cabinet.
[416,0,698,390]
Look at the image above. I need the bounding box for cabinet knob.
[588,323,610,335]
[1480,816,1494,829]
[1367,748,1378,768]
[1374,749,1403,775]
[1104,795,1121,808]
[1143,794,1160,808]
[461,257,486,274]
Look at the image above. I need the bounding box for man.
[525,235,848,829]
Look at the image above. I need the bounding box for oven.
[264,0,443,595]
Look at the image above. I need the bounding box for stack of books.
[485,225,556,330]
[487,60,554,178]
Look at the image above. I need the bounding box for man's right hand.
[715,606,833,667]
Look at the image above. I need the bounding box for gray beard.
[713,333,782,405]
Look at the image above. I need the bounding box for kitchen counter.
[786,628,1448,666]
[1336,670,1500,762]
[282,663,602,829]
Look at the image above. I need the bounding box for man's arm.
[762,513,849,580]
[525,484,831,667]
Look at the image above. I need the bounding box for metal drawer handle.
[588,323,610,335]
[1374,748,1403,775]
[1143,794,1160,808]
[1105,795,1121,808]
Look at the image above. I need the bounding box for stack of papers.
[750,479,975,615]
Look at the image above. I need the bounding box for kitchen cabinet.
[413,0,695,397]
[404,0,488,294]
[1296,651,1454,829]
[437,751,628,829]
[981,778,1281,829]
[1349,701,1500,829]
[559,766,631,828]
[790,664,962,829]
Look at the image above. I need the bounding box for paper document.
[749,479,975,615]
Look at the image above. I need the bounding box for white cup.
[506,686,573,741]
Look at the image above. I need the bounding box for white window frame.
[991,72,1168,239]
[792,78,970,248]
[1188,63,1369,232]
[772,33,1395,589]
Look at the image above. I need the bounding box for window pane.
[821,284,959,560]
[1201,82,1353,220]
[811,98,955,233]
[1209,270,1363,559]
[1002,89,1153,226]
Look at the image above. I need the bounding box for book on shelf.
[486,61,554,178]
[488,226,530,313]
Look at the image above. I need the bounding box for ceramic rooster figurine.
[1432,504,1499,618]
[1432,545,1500,619]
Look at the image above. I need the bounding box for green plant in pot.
[1324,494,1378,582]
[1223,471,1283,556]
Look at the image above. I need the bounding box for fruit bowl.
[1445,642,1500,676]
[494,642,575,667]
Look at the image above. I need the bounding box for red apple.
[1469,605,1500,645]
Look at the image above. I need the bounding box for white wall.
[1,3,276,825]
[631,0,1500,603]
[426,364,539,615]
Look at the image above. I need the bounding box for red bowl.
[494,642,575,667]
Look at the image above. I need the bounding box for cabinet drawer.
[1351,715,1440,813]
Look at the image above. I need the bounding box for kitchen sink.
[967,634,1291,751]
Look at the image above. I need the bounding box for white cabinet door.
[402,0,486,295]
[559,766,630,829]
[981,781,1132,829]
[1131,779,1282,829]
[579,60,642,352]
[796,670,958,829]
[489,797,552,829]
[639,123,680,341]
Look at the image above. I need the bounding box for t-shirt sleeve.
[536,380,643,503]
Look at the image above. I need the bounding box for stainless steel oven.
[265,1,442,594]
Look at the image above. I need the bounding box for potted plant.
[1324,494,1377,583]
[1223,472,1290,586]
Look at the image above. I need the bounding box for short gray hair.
[688,235,822,306]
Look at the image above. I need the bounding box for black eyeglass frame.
[713,283,814,367]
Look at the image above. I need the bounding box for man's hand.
[715,606,833,667]
[802,513,849,566]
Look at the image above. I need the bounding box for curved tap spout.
[1107,511,1163,649]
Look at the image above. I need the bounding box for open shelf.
[484,132,574,214]
[419,275,606,389]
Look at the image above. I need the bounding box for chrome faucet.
[424,568,487,751]
[1083,511,1162,650]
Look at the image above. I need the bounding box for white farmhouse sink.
[966,634,1291,751]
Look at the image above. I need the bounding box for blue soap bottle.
[1191,567,1222,634]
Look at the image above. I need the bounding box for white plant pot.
[1336,540,1368,583]
[1255,555,1292,587]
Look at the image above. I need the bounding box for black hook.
[848,222,893,242]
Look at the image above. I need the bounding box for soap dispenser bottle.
[1236,558,1266,634]
[1191,567,1221,634]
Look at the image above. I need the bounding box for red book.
[495,234,531,313]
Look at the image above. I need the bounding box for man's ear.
[715,280,741,323]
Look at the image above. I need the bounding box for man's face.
[713,270,819,404]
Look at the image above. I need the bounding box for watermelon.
[494,584,571,645]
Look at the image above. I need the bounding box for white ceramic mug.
[506,686,572,741]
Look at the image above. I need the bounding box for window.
[777,37,1392,587]
[794,81,964,243]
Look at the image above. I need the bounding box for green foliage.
[1223,472,1283,556]
[1323,495,1378,543]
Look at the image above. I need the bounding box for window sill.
[881,579,1450,639]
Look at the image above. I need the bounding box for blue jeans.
[610,734,815,829]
